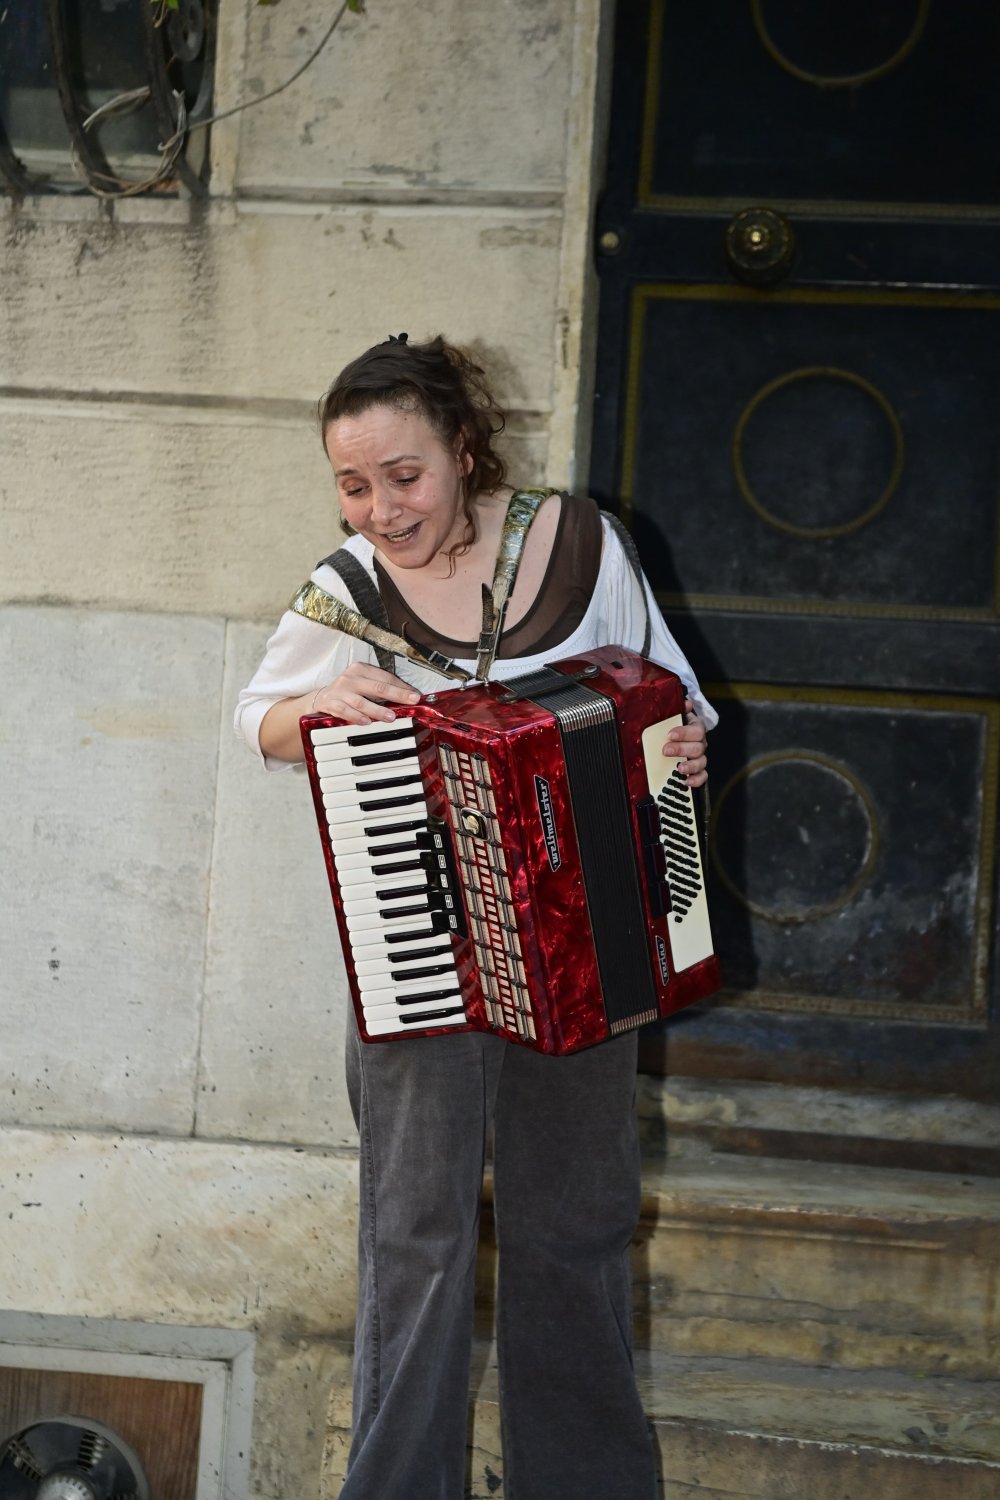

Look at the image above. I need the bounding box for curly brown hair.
[317,334,508,557]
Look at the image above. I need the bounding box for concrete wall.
[0,1,607,1493]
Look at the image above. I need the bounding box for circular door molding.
[731,364,905,539]
[711,749,880,925]
[750,0,931,89]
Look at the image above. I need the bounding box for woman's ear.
[456,433,474,479]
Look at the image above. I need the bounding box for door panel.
[640,0,1000,212]
[621,288,1000,617]
[591,0,1000,1098]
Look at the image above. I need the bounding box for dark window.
[0,0,214,195]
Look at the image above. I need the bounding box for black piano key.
[355,772,424,792]
[397,985,464,1006]
[389,942,455,964]
[376,884,431,903]
[351,747,419,767]
[376,901,437,921]
[346,725,415,747]
[363,817,429,839]
[359,792,428,813]
[391,962,459,982]
[385,915,450,942]
[399,1004,467,1025]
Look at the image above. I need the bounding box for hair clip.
[386,331,409,345]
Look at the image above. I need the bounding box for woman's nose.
[369,484,401,523]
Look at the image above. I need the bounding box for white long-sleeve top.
[235,516,717,769]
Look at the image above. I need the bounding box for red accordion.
[301,646,720,1055]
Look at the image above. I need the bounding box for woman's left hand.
[664,698,708,788]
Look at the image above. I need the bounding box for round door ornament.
[750,0,931,89]
[724,208,796,287]
[710,750,880,927]
[597,228,624,256]
[731,365,905,539]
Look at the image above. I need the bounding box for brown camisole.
[372,494,603,661]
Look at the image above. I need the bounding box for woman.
[236,334,716,1500]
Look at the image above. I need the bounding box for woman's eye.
[394,474,418,486]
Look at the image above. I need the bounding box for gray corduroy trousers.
[339,1018,658,1500]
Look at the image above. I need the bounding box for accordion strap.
[475,487,557,681]
[322,549,395,672]
[290,555,473,683]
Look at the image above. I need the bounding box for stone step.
[476,1152,1000,1377]
[466,1350,1000,1500]
[637,1075,1000,1176]
[321,1346,1000,1498]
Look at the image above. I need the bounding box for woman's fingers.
[676,754,708,788]
[313,666,420,725]
[664,703,708,786]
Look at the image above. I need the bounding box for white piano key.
[319,752,420,780]
[364,1009,467,1036]
[363,1003,463,1029]
[360,986,461,1013]
[354,878,434,905]
[308,725,357,748]
[335,845,425,873]
[310,717,415,750]
[330,836,423,863]
[318,742,418,770]
[318,763,420,795]
[312,733,417,764]
[338,867,427,894]
[352,929,454,962]
[322,781,424,811]
[359,971,461,1003]
[328,810,430,846]
[354,947,457,980]
[348,922,442,957]
[349,905,444,934]
[342,890,434,920]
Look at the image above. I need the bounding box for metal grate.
[0,0,214,196]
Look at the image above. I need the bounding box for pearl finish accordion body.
[301,646,720,1055]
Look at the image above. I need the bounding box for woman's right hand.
[312,662,421,725]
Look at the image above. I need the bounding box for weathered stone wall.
[0,1,607,1493]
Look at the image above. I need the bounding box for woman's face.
[325,402,471,569]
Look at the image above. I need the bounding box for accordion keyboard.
[310,719,467,1036]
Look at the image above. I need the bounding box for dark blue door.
[590,0,1000,1099]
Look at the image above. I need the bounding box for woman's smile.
[380,521,422,544]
